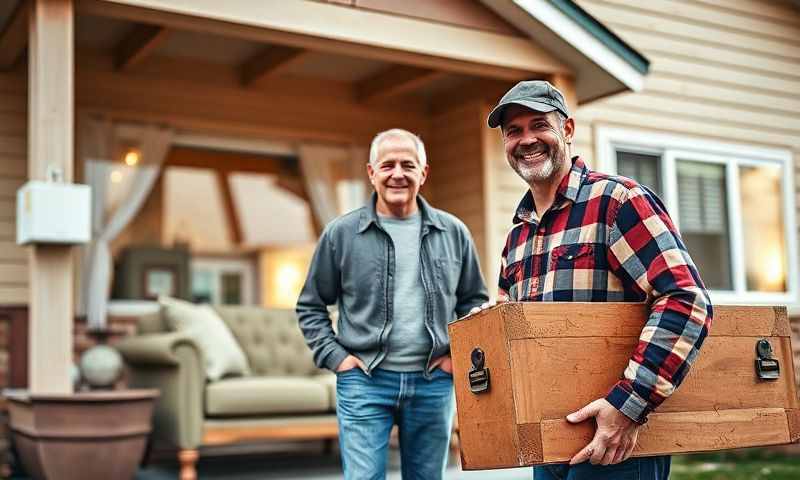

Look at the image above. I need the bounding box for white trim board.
[512,0,643,92]
[482,0,647,104]
[594,126,794,173]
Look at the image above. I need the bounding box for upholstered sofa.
[115,300,337,480]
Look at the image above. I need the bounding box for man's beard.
[510,144,566,184]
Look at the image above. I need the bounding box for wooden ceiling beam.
[163,147,310,244]
[215,171,244,245]
[75,0,558,81]
[274,177,306,200]
[0,0,30,71]
[165,147,287,175]
[114,23,170,71]
[357,65,446,103]
[429,77,518,116]
[240,45,307,86]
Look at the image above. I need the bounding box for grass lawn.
[671,450,800,480]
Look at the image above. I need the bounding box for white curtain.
[298,144,369,230]
[79,117,173,329]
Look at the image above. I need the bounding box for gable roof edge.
[482,0,650,103]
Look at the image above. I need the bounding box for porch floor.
[131,451,532,480]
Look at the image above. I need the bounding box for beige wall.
[573,0,800,153]
[485,0,800,298]
[0,72,28,305]
[426,101,493,278]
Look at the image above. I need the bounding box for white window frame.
[596,126,798,305]
[191,257,257,305]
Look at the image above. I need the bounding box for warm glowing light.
[275,263,302,306]
[763,249,786,289]
[110,170,123,183]
[124,149,141,166]
[260,246,314,309]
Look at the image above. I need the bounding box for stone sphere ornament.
[79,345,124,389]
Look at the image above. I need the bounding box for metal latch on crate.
[755,338,780,381]
[469,348,490,394]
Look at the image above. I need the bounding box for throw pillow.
[159,296,250,381]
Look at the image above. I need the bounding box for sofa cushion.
[205,376,330,416]
[160,296,250,381]
[214,306,319,376]
[312,373,337,409]
[137,310,166,334]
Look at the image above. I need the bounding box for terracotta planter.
[5,389,159,480]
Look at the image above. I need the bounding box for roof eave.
[481,0,650,106]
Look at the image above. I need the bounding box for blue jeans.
[533,456,671,480]
[335,367,454,480]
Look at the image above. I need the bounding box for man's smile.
[515,146,549,163]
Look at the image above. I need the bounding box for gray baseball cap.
[487,80,570,128]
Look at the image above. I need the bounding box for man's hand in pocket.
[336,355,366,373]
[430,355,453,374]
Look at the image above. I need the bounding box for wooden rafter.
[166,147,287,174]
[75,0,562,81]
[0,0,30,71]
[430,77,516,115]
[114,23,170,71]
[164,147,311,245]
[240,45,307,86]
[357,65,446,103]
[215,171,244,245]
[275,177,306,200]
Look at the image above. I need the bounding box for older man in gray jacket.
[297,128,488,480]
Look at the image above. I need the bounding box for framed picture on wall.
[143,266,177,299]
[113,246,191,301]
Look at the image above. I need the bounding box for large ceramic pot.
[5,389,159,480]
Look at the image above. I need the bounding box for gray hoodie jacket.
[296,194,488,377]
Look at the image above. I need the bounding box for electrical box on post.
[16,181,91,245]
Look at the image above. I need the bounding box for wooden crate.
[448,302,800,470]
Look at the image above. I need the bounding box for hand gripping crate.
[448,302,799,470]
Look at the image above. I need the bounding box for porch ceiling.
[66,7,527,113]
[0,0,527,110]
[0,0,647,127]
[74,10,390,81]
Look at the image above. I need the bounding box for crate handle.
[469,348,491,393]
[755,338,780,381]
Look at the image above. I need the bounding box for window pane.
[740,165,786,292]
[616,151,662,197]
[676,160,732,290]
[191,269,214,304]
[221,273,243,305]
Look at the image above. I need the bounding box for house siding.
[426,101,491,277]
[0,72,27,306]
[486,0,800,300]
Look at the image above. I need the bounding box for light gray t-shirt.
[378,212,431,372]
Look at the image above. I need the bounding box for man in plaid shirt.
[481,80,713,479]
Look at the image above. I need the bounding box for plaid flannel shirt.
[499,156,713,423]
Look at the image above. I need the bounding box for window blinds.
[676,161,727,234]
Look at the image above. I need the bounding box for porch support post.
[27,0,74,394]
[549,74,578,115]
